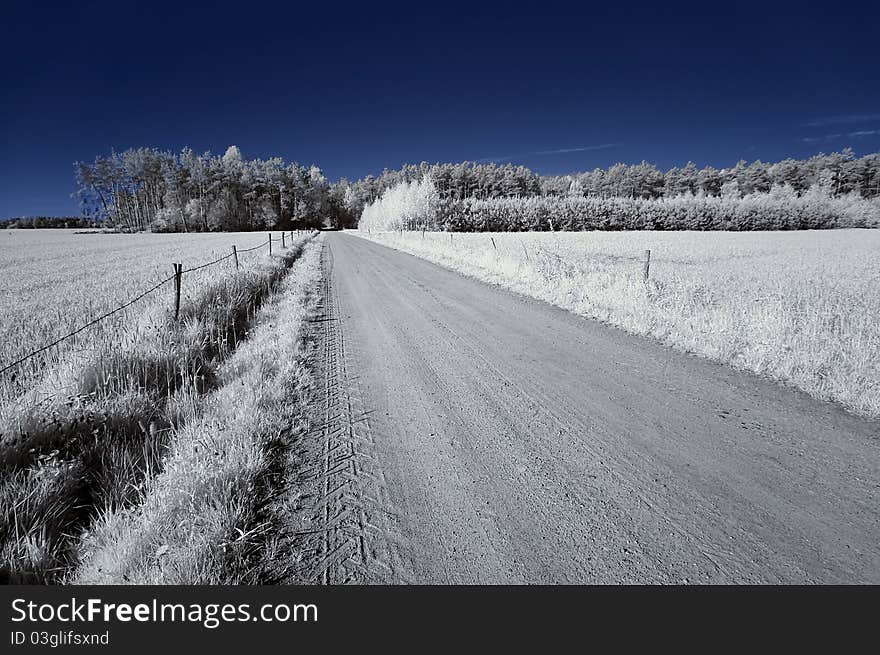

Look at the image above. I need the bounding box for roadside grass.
[0,229,286,400]
[354,229,880,419]
[0,235,314,583]
[72,236,323,584]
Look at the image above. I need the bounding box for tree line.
[1,216,99,229]
[74,146,880,232]
[439,190,879,232]
[541,149,880,200]
[75,146,349,232]
[358,173,879,233]
[338,149,880,228]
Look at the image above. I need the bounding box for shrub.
[360,182,879,232]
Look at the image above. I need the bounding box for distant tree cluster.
[539,149,880,200]
[357,183,878,233]
[332,162,543,227]
[353,149,880,232]
[0,216,99,229]
[337,149,880,229]
[440,189,879,232]
[75,146,343,232]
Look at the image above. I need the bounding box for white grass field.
[0,229,289,401]
[0,228,317,582]
[74,237,324,583]
[355,229,880,419]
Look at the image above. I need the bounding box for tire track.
[289,240,403,584]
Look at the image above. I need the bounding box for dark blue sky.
[2,0,879,217]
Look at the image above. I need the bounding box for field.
[0,229,292,400]
[354,229,880,418]
[0,228,320,582]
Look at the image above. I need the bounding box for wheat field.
[355,229,880,418]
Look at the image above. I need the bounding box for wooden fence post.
[490,237,497,250]
[268,233,272,256]
[643,249,651,282]
[282,232,286,248]
[173,263,182,320]
[232,245,238,270]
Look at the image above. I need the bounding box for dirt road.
[309,232,879,584]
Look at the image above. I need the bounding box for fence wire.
[0,233,295,377]
[181,250,236,274]
[236,238,272,253]
[0,274,175,377]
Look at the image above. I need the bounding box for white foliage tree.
[358,177,440,231]
[222,145,242,166]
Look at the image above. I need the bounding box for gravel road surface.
[318,232,879,584]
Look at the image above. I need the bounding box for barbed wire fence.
[0,230,315,378]
[389,229,656,282]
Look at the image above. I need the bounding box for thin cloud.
[800,134,842,144]
[533,143,621,156]
[800,130,880,144]
[803,114,880,127]
[479,143,621,164]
